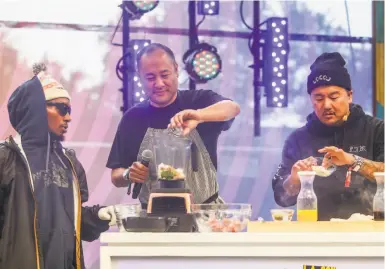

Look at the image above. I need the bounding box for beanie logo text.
[313,75,331,84]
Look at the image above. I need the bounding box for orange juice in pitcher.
[297,171,318,222]
[297,209,317,222]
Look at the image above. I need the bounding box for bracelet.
[345,155,364,188]
[123,167,131,181]
[125,167,133,195]
[350,155,364,172]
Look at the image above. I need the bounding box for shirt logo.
[313,75,331,84]
[348,145,367,153]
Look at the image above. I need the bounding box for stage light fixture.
[263,17,289,107]
[127,39,151,103]
[197,1,219,15]
[183,42,222,84]
[122,0,159,19]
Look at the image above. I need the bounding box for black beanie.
[307,52,351,94]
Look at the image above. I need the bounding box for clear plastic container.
[191,203,252,232]
[114,203,144,232]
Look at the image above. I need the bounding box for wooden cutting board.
[247,221,384,232]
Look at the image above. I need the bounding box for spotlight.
[183,43,222,84]
[121,0,159,19]
[197,1,219,16]
[263,17,289,107]
[128,39,151,103]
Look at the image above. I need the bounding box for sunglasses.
[46,102,71,116]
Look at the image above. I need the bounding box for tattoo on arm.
[358,159,384,181]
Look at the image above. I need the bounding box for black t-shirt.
[106,89,234,171]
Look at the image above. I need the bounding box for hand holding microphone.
[131,150,153,199]
[128,162,149,183]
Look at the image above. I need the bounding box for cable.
[115,56,124,81]
[111,14,123,47]
[240,0,253,30]
[240,0,255,54]
[115,50,136,81]
[241,0,266,54]
[248,31,253,52]
[344,0,356,75]
[194,15,206,44]
[196,15,206,30]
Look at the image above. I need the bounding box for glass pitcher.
[373,172,384,221]
[152,128,192,187]
[297,171,318,222]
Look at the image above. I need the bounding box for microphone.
[132,149,153,199]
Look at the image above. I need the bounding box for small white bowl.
[270,209,294,221]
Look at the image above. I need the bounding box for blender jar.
[152,129,192,188]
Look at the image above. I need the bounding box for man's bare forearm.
[357,159,384,181]
[111,168,129,187]
[198,100,240,122]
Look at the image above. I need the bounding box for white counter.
[100,230,384,269]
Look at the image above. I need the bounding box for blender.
[147,128,194,217]
[117,129,197,233]
[297,171,318,222]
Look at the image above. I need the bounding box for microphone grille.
[142,149,153,161]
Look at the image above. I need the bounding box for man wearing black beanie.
[272,52,384,221]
